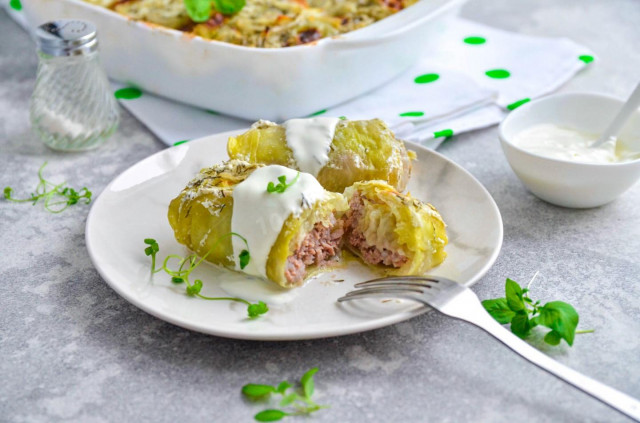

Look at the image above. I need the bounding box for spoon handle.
[592,82,640,148]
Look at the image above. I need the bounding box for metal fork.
[338,276,640,421]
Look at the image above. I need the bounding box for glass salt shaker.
[30,20,119,151]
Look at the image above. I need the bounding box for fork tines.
[354,275,439,289]
[337,276,441,303]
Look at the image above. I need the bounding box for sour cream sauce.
[283,117,340,177]
[230,165,326,279]
[513,124,638,164]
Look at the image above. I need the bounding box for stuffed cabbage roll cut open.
[343,181,448,275]
[168,160,348,288]
[227,118,414,193]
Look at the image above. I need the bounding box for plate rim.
[85,130,503,341]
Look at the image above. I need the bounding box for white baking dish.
[23,0,464,121]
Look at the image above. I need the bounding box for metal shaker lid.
[35,20,98,56]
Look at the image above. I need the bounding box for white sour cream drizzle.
[230,165,326,279]
[283,117,340,177]
[513,124,640,164]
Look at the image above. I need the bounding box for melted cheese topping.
[283,117,340,177]
[230,165,326,278]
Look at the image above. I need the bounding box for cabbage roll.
[342,181,447,275]
[168,160,348,288]
[227,118,414,193]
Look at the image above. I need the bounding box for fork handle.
[467,308,640,421]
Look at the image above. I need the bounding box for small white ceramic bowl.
[499,93,640,208]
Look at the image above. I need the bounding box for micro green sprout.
[3,162,92,213]
[242,367,327,421]
[267,173,300,194]
[144,233,268,318]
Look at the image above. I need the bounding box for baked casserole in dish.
[24,0,463,120]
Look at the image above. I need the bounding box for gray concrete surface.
[1,1,639,421]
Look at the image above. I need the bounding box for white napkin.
[3,1,595,149]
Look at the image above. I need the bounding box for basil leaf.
[510,312,531,338]
[505,278,525,312]
[184,0,212,22]
[300,367,319,399]
[242,384,276,399]
[544,330,562,346]
[537,301,579,346]
[481,298,515,324]
[254,409,287,422]
[212,0,245,15]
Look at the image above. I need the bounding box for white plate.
[86,131,503,340]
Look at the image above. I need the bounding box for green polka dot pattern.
[433,129,453,138]
[579,55,594,64]
[485,69,511,79]
[414,73,440,84]
[114,87,143,100]
[9,0,21,10]
[464,36,486,45]
[506,98,531,110]
[399,111,425,117]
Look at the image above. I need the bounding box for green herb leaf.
[481,298,515,324]
[254,409,287,422]
[242,384,276,399]
[510,312,532,338]
[184,0,212,22]
[266,173,300,194]
[279,393,298,407]
[300,367,318,399]
[213,0,245,15]
[483,276,587,348]
[242,369,325,421]
[505,278,525,312]
[544,330,562,346]
[239,249,250,269]
[248,301,269,318]
[143,238,160,272]
[171,276,184,284]
[186,279,203,296]
[4,187,13,199]
[536,301,579,346]
[276,381,291,394]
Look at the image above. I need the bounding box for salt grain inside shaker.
[30,20,119,151]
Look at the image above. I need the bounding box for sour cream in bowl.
[499,93,640,208]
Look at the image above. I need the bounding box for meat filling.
[285,216,344,285]
[343,194,408,268]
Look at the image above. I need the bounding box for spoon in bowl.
[591,82,640,148]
